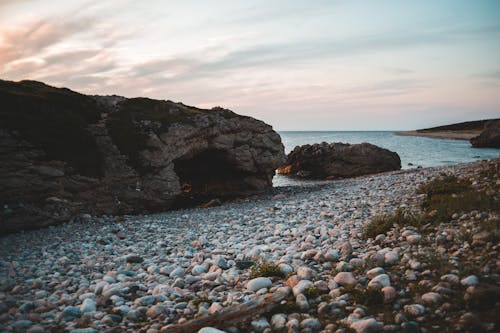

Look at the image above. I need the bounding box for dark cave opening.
[173,149,247,207]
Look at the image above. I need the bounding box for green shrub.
[0,80,104,177]
[363,209,422,239]
[249,261,284,279]
[417,175,471,197]
[342,286,384,307]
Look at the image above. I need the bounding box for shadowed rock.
[0,80,285,233]
[470,120,500,148]
[277,142,401,179]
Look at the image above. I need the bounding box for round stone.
[366,267,385,279]
[368,274,391,288]
[246,277,272,292]
[80,298,96,313]
[292,280,314,297]
[300,318,321,330]
[350,318,383,333]
[334,272,357,287]
[63,306,81,319]
[421,292,441,305]
[198,328,226,333]
[404,304,425,316]
[251,317,270,332]
[460,275,479,287]
[271,314,286,330]
[192,265,207,276]
[384,252,399,265]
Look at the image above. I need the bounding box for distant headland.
[395,118,500,141]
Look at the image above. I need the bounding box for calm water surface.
[273,131,500,186]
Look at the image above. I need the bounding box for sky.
[1,0,499,130]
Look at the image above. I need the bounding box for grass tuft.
[249,261,285,279]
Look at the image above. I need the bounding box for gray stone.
[63,306,81,318]
[300,318,321,331]
[198,328,227,333]
[251,317,270,332]
[80,298,96,313]
[12,320,32,330]
[350,318,383,333]
[460,275,479,287]
[368,274,391,288]
[246,277,272,292]
[334,272,357,287]
[271,313,287,330]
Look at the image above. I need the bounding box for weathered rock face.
[470,120,500,148]
[277,142,401,179]
[0,80,285,233]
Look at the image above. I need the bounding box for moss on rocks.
[0,80,104,177]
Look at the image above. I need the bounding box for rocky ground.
[0,160,498,333]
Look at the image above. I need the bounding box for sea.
[273,131,500,187]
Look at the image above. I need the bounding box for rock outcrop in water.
[470,120,500,148]
[0,79,285,233]
[277,142,401,179]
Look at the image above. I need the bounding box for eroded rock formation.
[0,80,285,233]
[470,120,500,148]
[277,142,401,179]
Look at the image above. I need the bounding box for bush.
[363,209,422,239]
[249,261,284,279]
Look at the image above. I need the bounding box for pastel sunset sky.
[1,0,499,130]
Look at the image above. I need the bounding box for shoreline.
[0,159,498,332]
[394,130,478,140]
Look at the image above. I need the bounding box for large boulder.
[0,80,285,233]
[470,120,500,148]
[277,142,401,179]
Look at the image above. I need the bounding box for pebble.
[198,328,226,333]
[440,274,459,284]
[406,234,422,244]
[382,286,397,303]
[384,252,399,265]
[296,266,315,280]
[126,255,144,263]
[334,272,357,286]
[12,320,32,330]
[0,161,495,332]
[251,317,270,332]
[292,279,314,296]
[421,292,441,305]
[404,304,425,316]
[296,293,309,311]
[368,274,391,288]
[300,318,321,331]
[191,264,206,275]
[70,329,98,333]
[63,306,81,319]
[460,275,479,286]
[169,267,185,278]
[271,314,286,330]
[80,298,96,313]
[350,318,383,333]
[366,267,384,279]
[246,277,272,292]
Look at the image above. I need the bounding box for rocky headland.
[0,80,285,234]
[395,118,500,146]
[0,159,498,333]
[470,119,500,148]
[277,142,401,179]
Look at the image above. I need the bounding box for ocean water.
[273,131,500,186]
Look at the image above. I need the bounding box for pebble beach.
[1,160,498,333]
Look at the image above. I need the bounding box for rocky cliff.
[0,80,285,233]
[470,119,500,148]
